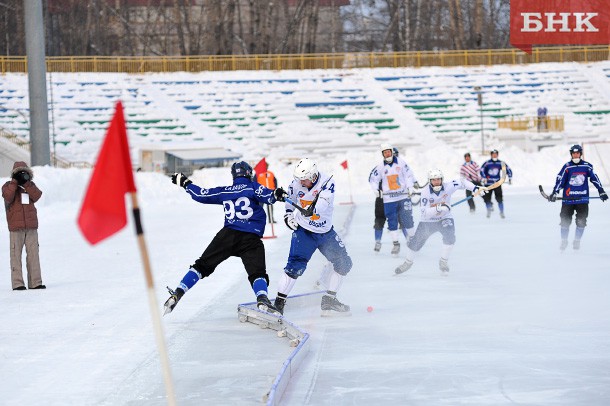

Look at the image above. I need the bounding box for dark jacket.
[2,162,42,231]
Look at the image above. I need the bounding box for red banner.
[510,0,609,53]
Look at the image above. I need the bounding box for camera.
[14,170,31,185]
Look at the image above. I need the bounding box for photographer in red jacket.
[2,161,44,291]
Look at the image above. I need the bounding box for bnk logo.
[510,0,609,53]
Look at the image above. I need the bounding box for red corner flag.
[78,101,136,245]
[254,157,268,175]
[340,160,348,170]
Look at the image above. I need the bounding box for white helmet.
[293,158,319,183]
[380,143,394,164]
[428,168,444,192]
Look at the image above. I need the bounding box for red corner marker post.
[340,159,354,205]
[77,101,177,406]
[510,0,609,54]
[78,101,136,244]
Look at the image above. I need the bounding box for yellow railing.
[1,45,608,74]
[498,116,564,132]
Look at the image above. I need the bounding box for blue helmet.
[231,161,253,179]
[569,144,583,154]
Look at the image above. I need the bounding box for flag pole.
[347,166,354,204]
[129,192,177,406]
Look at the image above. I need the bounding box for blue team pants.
[284,227,352,278]
[384,198,414,231]
[407,219,456,252]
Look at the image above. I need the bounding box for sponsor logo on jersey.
[488,168,500,176]
[567,189,587,195]
[569,173,586,187]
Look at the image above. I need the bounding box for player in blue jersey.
[548,144,607,250]
[480,149,513,218]
[273,158,352,317]
[163,161,287,315]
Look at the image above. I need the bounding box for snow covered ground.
[1,159,609,405]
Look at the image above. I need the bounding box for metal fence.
[1,46,608,74]
[498,116,565,132]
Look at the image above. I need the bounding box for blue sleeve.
[506,163,513,178]
[185,184,225,205]
[552,164,568,194]
[251,182,276,205]
[589,165,604,191]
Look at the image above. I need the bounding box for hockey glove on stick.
[273,187,288,202]
[600,191,608,202]
[284,212,299,231]
[473,186,488,196]
[435,203,450,213]
[548,193,557,202]
[171,172,192,189]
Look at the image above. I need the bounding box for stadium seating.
[0,61,608,164]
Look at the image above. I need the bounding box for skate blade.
[257,304,282,317]
[321,309,352,317]
[163,298,176,316]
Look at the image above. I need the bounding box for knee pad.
[559,216,573,228]
[333,255,352,276]
[575,217,587,228]
[284,267,305,279]
[443,234,456,245]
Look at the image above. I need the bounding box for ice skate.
[274,296,286,315]
[374,241,381,252]
[321,294,351,317]
[395,259,413,275]
[439,258,449,274]
[486,208,492,218]
[257,294,281,316]
[560,239,568,251]
[469,208,475,214]
[500,212,505,219]
[573,240,581,250]
[163,287,184,315]
[391,241,400,256]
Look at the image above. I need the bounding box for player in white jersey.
[369,143,417,256]
[273,158,352,316]
[395,169,487,274]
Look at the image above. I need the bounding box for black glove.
[284,212,299,231]
[13,170,31,186]
[171,173,192,189]
[273,187,287,202]
[508,178,512,185]
[548,193,557,202]
[600,191,608,202]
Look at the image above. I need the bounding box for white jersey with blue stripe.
[285,172,335,234]
[419,178,476,222]
[185,177,275,237]
[369,156,416,203]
